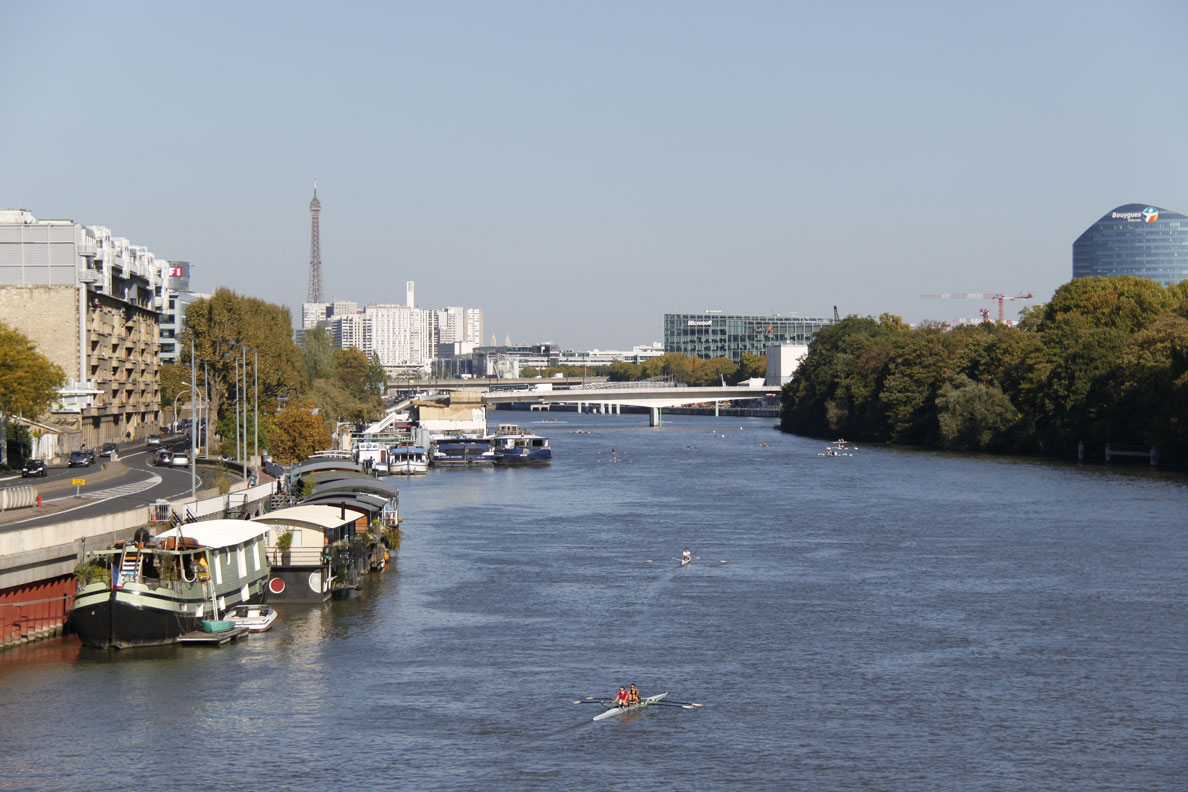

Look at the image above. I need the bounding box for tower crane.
[919,292,1034,323]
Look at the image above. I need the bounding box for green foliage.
[181,288,306,428]
[936,376,1017,451]
[0,321,67,417]
[607,354,760,386]
[780,277,1188,466]
[301,326,336,386]
[73,560,109,584]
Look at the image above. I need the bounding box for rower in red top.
[614,686,630,708]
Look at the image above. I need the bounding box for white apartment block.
[331,312,369,351]
[436,306,484,346]
[365,304,432,370]
[302,302,329,330]
[0,209,171,452]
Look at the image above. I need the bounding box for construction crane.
[920,292,1034,323]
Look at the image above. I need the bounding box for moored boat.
[488,424,552,464]
[69,520,271,649]
[224,603,278,632]
[431,436,495,467]
[388,445,429,475]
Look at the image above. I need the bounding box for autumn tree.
[181,288,306,452]
[269,401,333,464]
[0,322,66,465]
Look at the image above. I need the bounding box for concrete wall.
[0,285,79,379]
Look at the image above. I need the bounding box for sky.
[3,1,1187,350]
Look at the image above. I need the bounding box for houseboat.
[431,436,495,467]
[69,520,271,649]
[388,445,429,475]
[488,424,552,464]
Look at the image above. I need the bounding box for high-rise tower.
[307,180,324,302]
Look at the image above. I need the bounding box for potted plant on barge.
[274,529,293,564]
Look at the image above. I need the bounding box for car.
[147,434,161,447]
[153,448,174,466]
[98,442,118,458]
[68,450,95,467]
[169,450,191,467]
[21,459,47,477]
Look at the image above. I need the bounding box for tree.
[0,322,67,465]
[301,326,336,386]
[1035,276,1175,336]
[936,375,1017,451]
[269,401,333,464]
[159,362,187,409]
[181,287,306,430]
[733,353,766,384]
[1106,313,1188,462]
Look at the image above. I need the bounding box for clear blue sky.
[3,1,1186,349]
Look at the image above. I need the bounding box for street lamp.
[171,385,192,431]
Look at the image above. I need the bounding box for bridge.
[481,381,777,426]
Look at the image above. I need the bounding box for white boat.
[488,424,552,464]
[388,445,429,475]
[225,604,278,632]
[593,692,667,721]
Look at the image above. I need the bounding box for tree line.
[607,353,766,386]
[165,288,384,463]
[781,276,1188,466]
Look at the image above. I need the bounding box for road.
[0,438,214,531]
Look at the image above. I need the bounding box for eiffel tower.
[306,181,323,302]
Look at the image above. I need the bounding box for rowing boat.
[592,692,667,721]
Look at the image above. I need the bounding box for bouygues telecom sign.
[1112,207,1160,223]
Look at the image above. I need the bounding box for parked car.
[153,448,173,466]
[99,442,118,458]
[68,450,95,467]
[21,459,47,477]
[147,434,161,447]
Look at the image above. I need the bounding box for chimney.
[406,281,415,308]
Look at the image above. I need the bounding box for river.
[1,412,1185,791]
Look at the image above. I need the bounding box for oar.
[573,697,613,705]
[648,701,700,709]
[661,699,704,707]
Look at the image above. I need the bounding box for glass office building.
[664,312,835,361]
[1073,203,1188,286]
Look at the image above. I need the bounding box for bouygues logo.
[1113,207,1160,223]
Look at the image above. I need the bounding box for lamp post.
[254,349,258,463]
[190,338,197,500]
[171,387,191,432]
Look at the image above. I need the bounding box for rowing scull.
[592,692,667,721]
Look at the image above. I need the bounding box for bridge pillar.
[714,401,720,417]
[648,407,662,427]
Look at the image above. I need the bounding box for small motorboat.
[224,604,278,633]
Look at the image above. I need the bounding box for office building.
[664,312,835,361]
[1073,203,1188,286]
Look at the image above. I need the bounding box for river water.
[1,412,1185,791]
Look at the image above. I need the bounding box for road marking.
[2,473,164,528]
[78,476,163,500]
